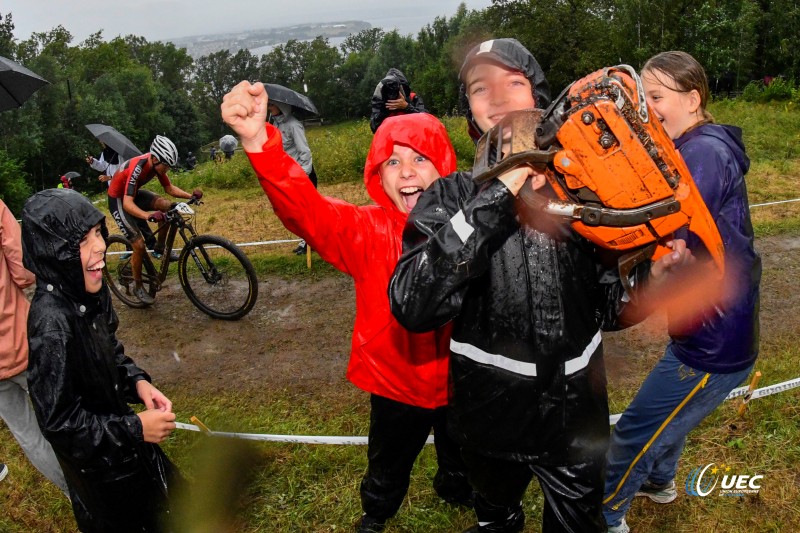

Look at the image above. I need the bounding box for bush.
[763,77,795,101]
[741,78,797,102]
[0,151,33,214]
[440,115,476,171]
[170,152,258,190]
[741,80,764,102]
[307,120,372,184]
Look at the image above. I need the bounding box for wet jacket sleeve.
[27,319,145,467]
[107,298,151,403]
[390,174,519,332]
[89,154,110,173]
[246,124,370,278]
[285,121,313,175]
[369,92,389,133]
[595,260,652,331]
[1,202,36,290]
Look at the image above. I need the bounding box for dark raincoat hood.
[458,38,551,141]
[22,189,108,302]
[373,68,413,101]
[363,112,457,215]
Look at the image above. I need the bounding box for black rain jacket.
[22,189,177,533]
[370,68,426,133]
[389,175,647,465]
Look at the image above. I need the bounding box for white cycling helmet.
[150,135,179,167]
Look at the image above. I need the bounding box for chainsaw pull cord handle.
[605,64,649,123]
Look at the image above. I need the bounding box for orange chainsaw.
[473,65,725,287]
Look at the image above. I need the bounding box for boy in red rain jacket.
[221,82,472,532]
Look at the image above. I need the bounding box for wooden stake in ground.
[306,244,312,269]
[737,371,762,416]
[190,415,212,433]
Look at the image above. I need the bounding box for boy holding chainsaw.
[389,38,691,533]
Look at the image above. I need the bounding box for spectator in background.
[57,172,80,190]
[220,135,238,161]
[268,99,317,255]
[0,198,69,496]
[370,68,427,133]
[86,142,122,186]
[185,151,197,170]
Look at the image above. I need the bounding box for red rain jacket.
[246,113,456,408]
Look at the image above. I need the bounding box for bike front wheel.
[103,235,157,308]
[178,234,259,320]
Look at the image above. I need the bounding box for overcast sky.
[3,1,494,44]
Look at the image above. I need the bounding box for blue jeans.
[602,347,753,527]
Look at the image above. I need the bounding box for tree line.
[1,0,798,212]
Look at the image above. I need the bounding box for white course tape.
[176,376,800,442]
[750,197,800,208]
[174,422,434,445]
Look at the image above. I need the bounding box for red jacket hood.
[363,113,457,215]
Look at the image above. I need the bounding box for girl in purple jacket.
[603,51,761,533]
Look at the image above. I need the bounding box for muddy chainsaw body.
[473,65,725,282]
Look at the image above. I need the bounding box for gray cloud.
[3,0,492,44]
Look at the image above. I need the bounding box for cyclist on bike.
[107,135,202,304]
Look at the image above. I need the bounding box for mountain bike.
[103,198,258,320]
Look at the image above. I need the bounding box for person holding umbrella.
[264,83,319,255]
[57,171,80,190]
[86,142,122,185]
[84,124,142,186]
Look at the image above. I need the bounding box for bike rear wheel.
[178,234,258,320]
[103,235,157,308]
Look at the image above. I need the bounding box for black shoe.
[133,284,155,305]
[356,514,385,533]
[293,240,307,255]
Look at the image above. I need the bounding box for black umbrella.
[0,56,50,112]
[85,124,142,161]
[264,83,319,118]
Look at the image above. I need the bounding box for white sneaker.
[0,463,8,482]
[636,479,678,504]
[608,517,630,533]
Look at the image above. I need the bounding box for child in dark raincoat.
[22,189,181,533]
[221,82,472,532]
[389,38,691,533]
